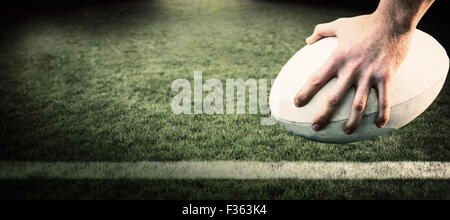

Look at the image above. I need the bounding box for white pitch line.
[0,161,449,179]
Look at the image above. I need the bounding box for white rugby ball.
[270,29,449,143]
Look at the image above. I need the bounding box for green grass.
[0,0,449,199]
[1,179,450,200]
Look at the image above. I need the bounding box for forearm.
[373,0,435,35]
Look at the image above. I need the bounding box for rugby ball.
[270,29,449,143]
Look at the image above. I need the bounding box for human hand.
[293,14,415,134]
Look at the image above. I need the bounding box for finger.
[294,51,340,107]
[376,81,391,128]
[311,74,354,131]
[306,22,337,45]
[344,80,371,135]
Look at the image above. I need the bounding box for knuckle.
[329,54,340,64]
[353,102,365,113]
[327,95,340,107]
[314,24,325,33]
[327,53,342,67]
[375,75,387,84]
[314,24,321,31]
[384,69,392,77]
[346,62,360,72]
[375,72,391,84]
[330,47,345,60]
[310,76,323,87]
[334,17,347,24]
[337,46,351,57]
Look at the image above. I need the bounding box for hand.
[293,14,415,135]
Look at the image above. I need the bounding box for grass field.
[0,0,449,199]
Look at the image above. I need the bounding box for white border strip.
[0,161,449,179]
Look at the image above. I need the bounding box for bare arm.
[294,0,435,134]
[375,0,435,35]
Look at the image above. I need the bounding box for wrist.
[371,0,434,36]
[371,9,416,36]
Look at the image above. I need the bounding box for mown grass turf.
[0,0,449,199]
[1,179,450,200]
[1,0,449,162]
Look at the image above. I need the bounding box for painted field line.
[0,161,449,179]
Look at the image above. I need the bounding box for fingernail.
[312,123,321,131]
[294,98,303,107]
[344,127,353,135]
[376,119,385,128]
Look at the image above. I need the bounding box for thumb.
[306,22,337,44]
